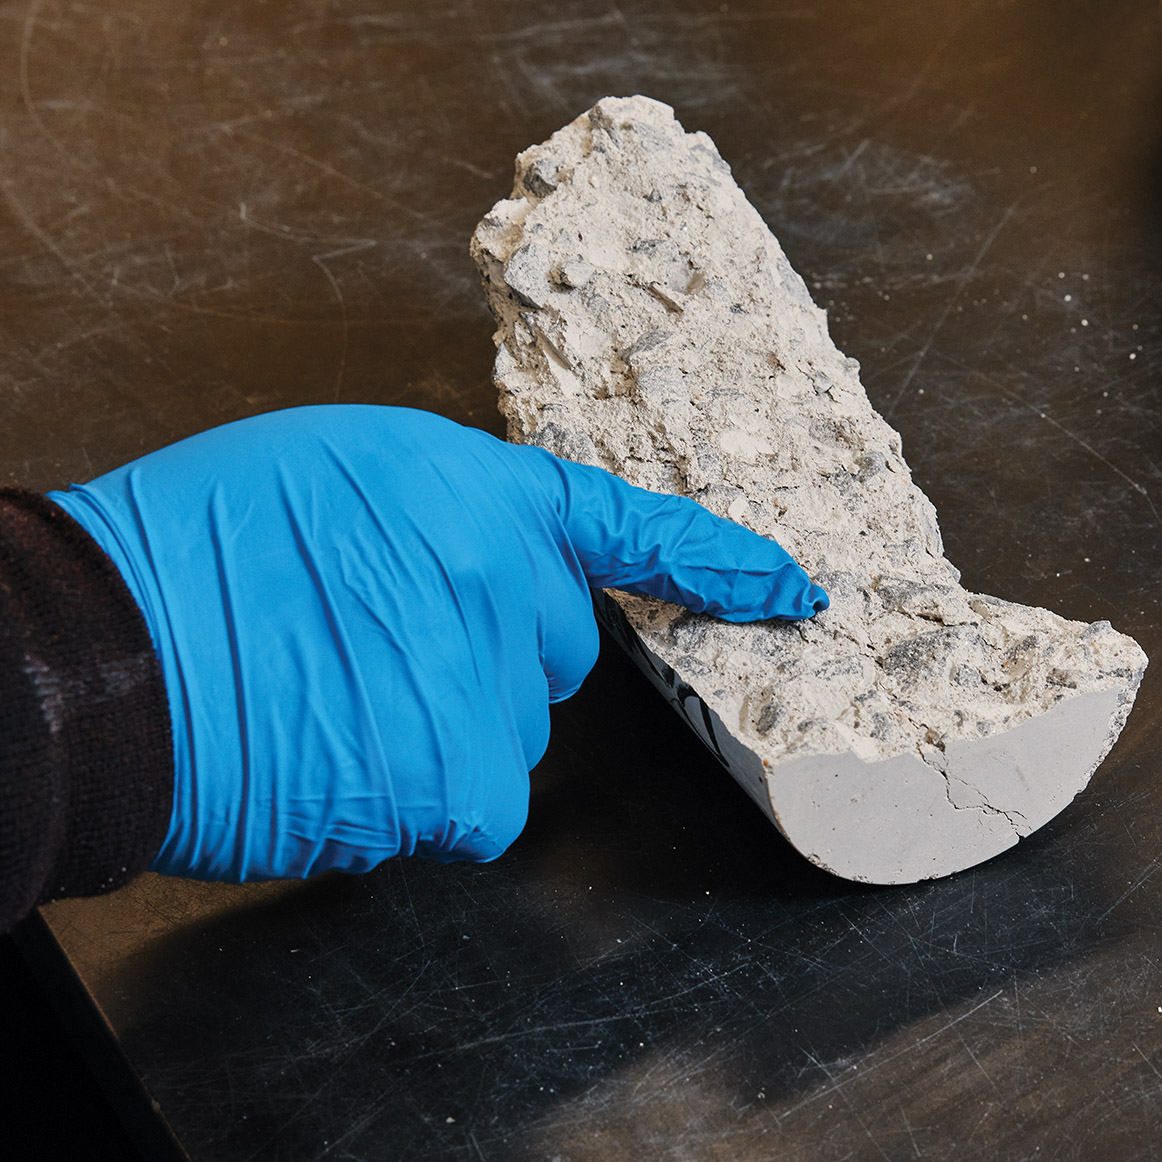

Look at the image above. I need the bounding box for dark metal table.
[3,1,1160,1158]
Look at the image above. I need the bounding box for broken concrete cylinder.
[470,96,1148,884]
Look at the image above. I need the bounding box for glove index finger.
[529,449,829,623]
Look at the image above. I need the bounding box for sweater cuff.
[0,487,174,934]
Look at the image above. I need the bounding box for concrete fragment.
[471,96,1148,884]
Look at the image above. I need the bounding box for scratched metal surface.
[5,0,1162,1158]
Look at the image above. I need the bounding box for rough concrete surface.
[471,96,1148,883]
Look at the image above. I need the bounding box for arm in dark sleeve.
[0,488,174,935]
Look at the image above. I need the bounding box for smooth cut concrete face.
[765,690,1123,884]
[473,96,1147,883]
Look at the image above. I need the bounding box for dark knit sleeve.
[0,487,174,934]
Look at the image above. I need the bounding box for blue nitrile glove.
[47,406,827,882]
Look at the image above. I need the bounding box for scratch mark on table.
[0,179,108,307]
[228,128,395,207]
[956,358,1161,525]
[394,856,426,951]
[900,1102,922,1158]
[19,0,70,161]
[844,0,990,135]
[834,137,871,179]
[1133,1042,1162,1083]
[1032,409,1158,524]
[803,1047,893,1161]
[959,1031,1000,1094]
[775,988,1004,1121]
[311,241,376,403]
[1091,861,1162,926]
[883,203,1016,419]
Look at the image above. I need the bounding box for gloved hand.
[47,406,827,882]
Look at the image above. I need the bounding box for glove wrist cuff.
[0,487,174,932]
